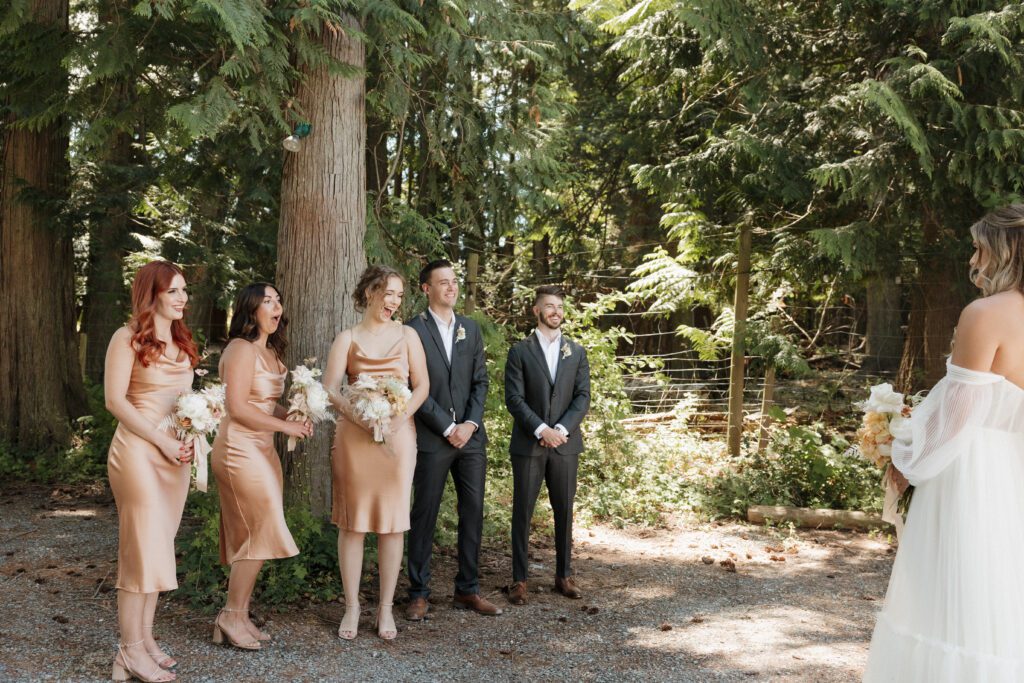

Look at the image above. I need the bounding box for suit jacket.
[504,331,591,457]
[406,310,489,453]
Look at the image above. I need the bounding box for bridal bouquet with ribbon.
[856,382,914,538]
[160,378,225,492]
[340,373,411,444]
[284,359,333,451]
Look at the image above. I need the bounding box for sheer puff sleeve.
[891,361,1001,486]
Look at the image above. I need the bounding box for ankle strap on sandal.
[220,606,248,613]
[119,638,145,649]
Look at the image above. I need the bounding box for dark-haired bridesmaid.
[105,260,199,683]
[209,283,312,650]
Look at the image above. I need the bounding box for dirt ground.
[0,484,893,682]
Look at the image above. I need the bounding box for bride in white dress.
[864,205,1024,682]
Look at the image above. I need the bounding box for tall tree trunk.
[531,234,550,280]
[184,190,225,346]
[860,273,902,375]
[82,125,134,382]
[0,0,87,449]
[277,15,366,518]
[897,209,965,391]
[727,224,752,457]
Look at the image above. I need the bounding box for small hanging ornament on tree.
[282,122,312,152]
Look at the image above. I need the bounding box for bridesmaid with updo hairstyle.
[325,264,429,640]
[105,260,199,683]
[210,283,312,650]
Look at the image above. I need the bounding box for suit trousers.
[407,447,487,598]
[511,450,579,582]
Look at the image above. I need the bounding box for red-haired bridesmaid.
[105,261,199,682]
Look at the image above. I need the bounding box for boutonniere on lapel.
[561,342,572,359]
[456,324,466,343]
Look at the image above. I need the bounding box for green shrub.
[175,489,344,610]
[698,423,884,518]
[0,383,116,483]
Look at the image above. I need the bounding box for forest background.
[4,0,1024,605]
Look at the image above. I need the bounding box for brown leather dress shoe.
[453,592,503,616]
[505,581,528,606]
[405,597,429,621]
[554,576,583,599]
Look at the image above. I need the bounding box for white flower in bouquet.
[860,383,906,415]
[304,382,331,419]
[160,384,225,493]
[342,374,411,444]
[351,373,379,391]
[355,395,392,421]
[290,364,321,387]
[888,414,913,442]
[284,362,334,451]
[178,393,210,424]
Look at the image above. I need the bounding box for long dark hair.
[228,283,288,360]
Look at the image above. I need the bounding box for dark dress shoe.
[505,581,528,605]
[406,597,429,621]
[554,576,582,599]
[453,592,503,616]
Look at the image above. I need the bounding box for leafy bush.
[175,489,344,610]
[698,424,884,518]
[0,383,116,483]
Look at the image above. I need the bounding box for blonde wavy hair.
[969,204,1024,296]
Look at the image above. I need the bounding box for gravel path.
[0,485,893,681]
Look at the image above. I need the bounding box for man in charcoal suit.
[504,285,591,605]
[404,259,503,619]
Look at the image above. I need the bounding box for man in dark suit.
[504,285,591,605]
[404,259,502,619]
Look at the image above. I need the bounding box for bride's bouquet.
[340,373,411,444]
[856,382,915,537]
[856,383,912,468]
[160,375,225,492]
[284,359,334,451]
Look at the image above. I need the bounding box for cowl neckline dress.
[212,347,299,564]
[331,336,417,533]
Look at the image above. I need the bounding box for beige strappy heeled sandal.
[212,607,261,650]
[111,639,175,682]
[375,603,397,641]
[142,625,176,669]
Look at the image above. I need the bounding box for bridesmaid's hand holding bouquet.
[338,373,412,444]
[160,375,226,492]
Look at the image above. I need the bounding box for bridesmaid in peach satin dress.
[105,261,199,683]
[324,264,429,641]
[210,283,312,650]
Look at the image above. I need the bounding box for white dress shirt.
[533,328,569,440]
[428,307,478,438]
[428,307,455,363]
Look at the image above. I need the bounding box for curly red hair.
[128,261,200,368]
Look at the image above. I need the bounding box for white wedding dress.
[864,361,1024,681]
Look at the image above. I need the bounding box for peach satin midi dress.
[331,338,417,533]
[211,348,299,565]
[107,352,194,593]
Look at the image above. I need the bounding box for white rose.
[291,365,318,387]
[888,415,913,442]
[861,383,905,415]
[351,374,378,391]
[307,384,329,414]
[178,393,209,420]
